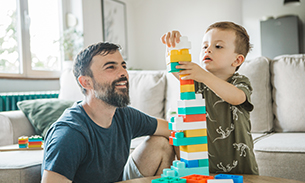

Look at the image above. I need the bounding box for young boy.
[161,21,259,174]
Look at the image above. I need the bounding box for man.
[41,42,176,183]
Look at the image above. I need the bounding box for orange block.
[180,79,194,85]
[181,174,214,183]
[178,114,206,122]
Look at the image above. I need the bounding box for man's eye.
[107,66,114,69]
[122,65,127,69]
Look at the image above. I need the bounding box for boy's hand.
[161,31,182,48]
[177,61,207,82]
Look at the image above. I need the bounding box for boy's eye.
[216,45,223,49]
[203,45,208,49]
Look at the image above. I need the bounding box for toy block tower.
[28,135,43,148]
[165,36,209,178]
[18,136,28,148]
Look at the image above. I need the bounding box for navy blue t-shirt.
[41,102,157,183]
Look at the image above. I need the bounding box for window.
[0,0,63,78]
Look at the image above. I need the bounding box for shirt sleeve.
[123,107,158,139]
[232,74,254,112]
[42,124,87,181]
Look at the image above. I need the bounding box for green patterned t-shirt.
[195,73,259,174]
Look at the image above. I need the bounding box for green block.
[180,92,196,100]
[167,62,182,73]
[178,106,206,115]
[152,177,186,183]
[171,132,208,146]
[198,159,209,167]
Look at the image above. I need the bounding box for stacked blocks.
[166,36,192,73]
[28,135,43,148]
[18,136,28,148]
[165,36,209,178]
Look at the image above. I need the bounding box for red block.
[181,174,214,183]
[169,136,173,145]
[178,114,206,122]
[180,79,194,85]
[171,131,176,137]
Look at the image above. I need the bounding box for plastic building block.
[178,114,206,122]
[168,36,191,50]
[28,135,43,148]
[207,180,233,183]
[181,174,214,183]
[178,106,206,115]
[152,177,186,183]
[169,132,207,146]
[169,117,207,131]
[180,79,194,85]
[18,136,28,148]
[181,92,196,100]
[170,160,209,177]
[180,158,209,168]
[180,144,208,153]
[214,174,243,183]
[180,151,208,160]
[168,62,182,73]
[167,49,192,63]
[180,84,195,93]
[184,129,207,137]
[178,98,205,108]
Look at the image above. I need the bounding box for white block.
[180,151,208,160]
[168,36,191,50]
[172,117,206,130]
[207,180,234,183]
[177,98,205,107]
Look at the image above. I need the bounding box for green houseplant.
[59,27,83,61]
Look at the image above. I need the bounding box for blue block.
[215,174,243,183]
[168,160,209,177]
[180,158,199,168]
[178,106,206,115]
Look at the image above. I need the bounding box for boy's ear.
[78,75,93,91]
[233,54,244,67]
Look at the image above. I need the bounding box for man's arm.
[41,170,72,183]
[154,118,180,159]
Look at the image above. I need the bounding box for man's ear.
[232,54,244,67]
[78,75,93,91]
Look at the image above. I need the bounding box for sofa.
[0,54,305,183]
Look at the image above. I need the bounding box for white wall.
[126,0,242,70]
[242,0,305,60]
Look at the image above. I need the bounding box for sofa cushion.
[17,99,74,137]
[271,54,305,132]
[0,114,13,146]
[239,57,273,133]
[0,144,42,183]
[128,70,167,118]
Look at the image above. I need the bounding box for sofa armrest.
[0,110,36,146]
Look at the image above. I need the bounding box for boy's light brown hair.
[206,21,251,70]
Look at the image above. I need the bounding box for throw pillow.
[17,99,74,138]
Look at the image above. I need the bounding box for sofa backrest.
[239,56,274,133]
[58,68,168,119]
[271,54,305,132]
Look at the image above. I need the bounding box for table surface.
[117,174,305,183]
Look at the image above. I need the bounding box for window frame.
[0,0,64,79]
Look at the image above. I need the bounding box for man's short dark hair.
[73,42,120,95]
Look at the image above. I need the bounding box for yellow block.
[179,74,189,78]
[180,84,195,93]
[184,129,207,137]
[168,49,192,62]
[28,145,42,148]
[180,144,208,152]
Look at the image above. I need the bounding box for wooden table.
[117,174,305,183]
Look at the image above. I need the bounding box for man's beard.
[93,77,130,108]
